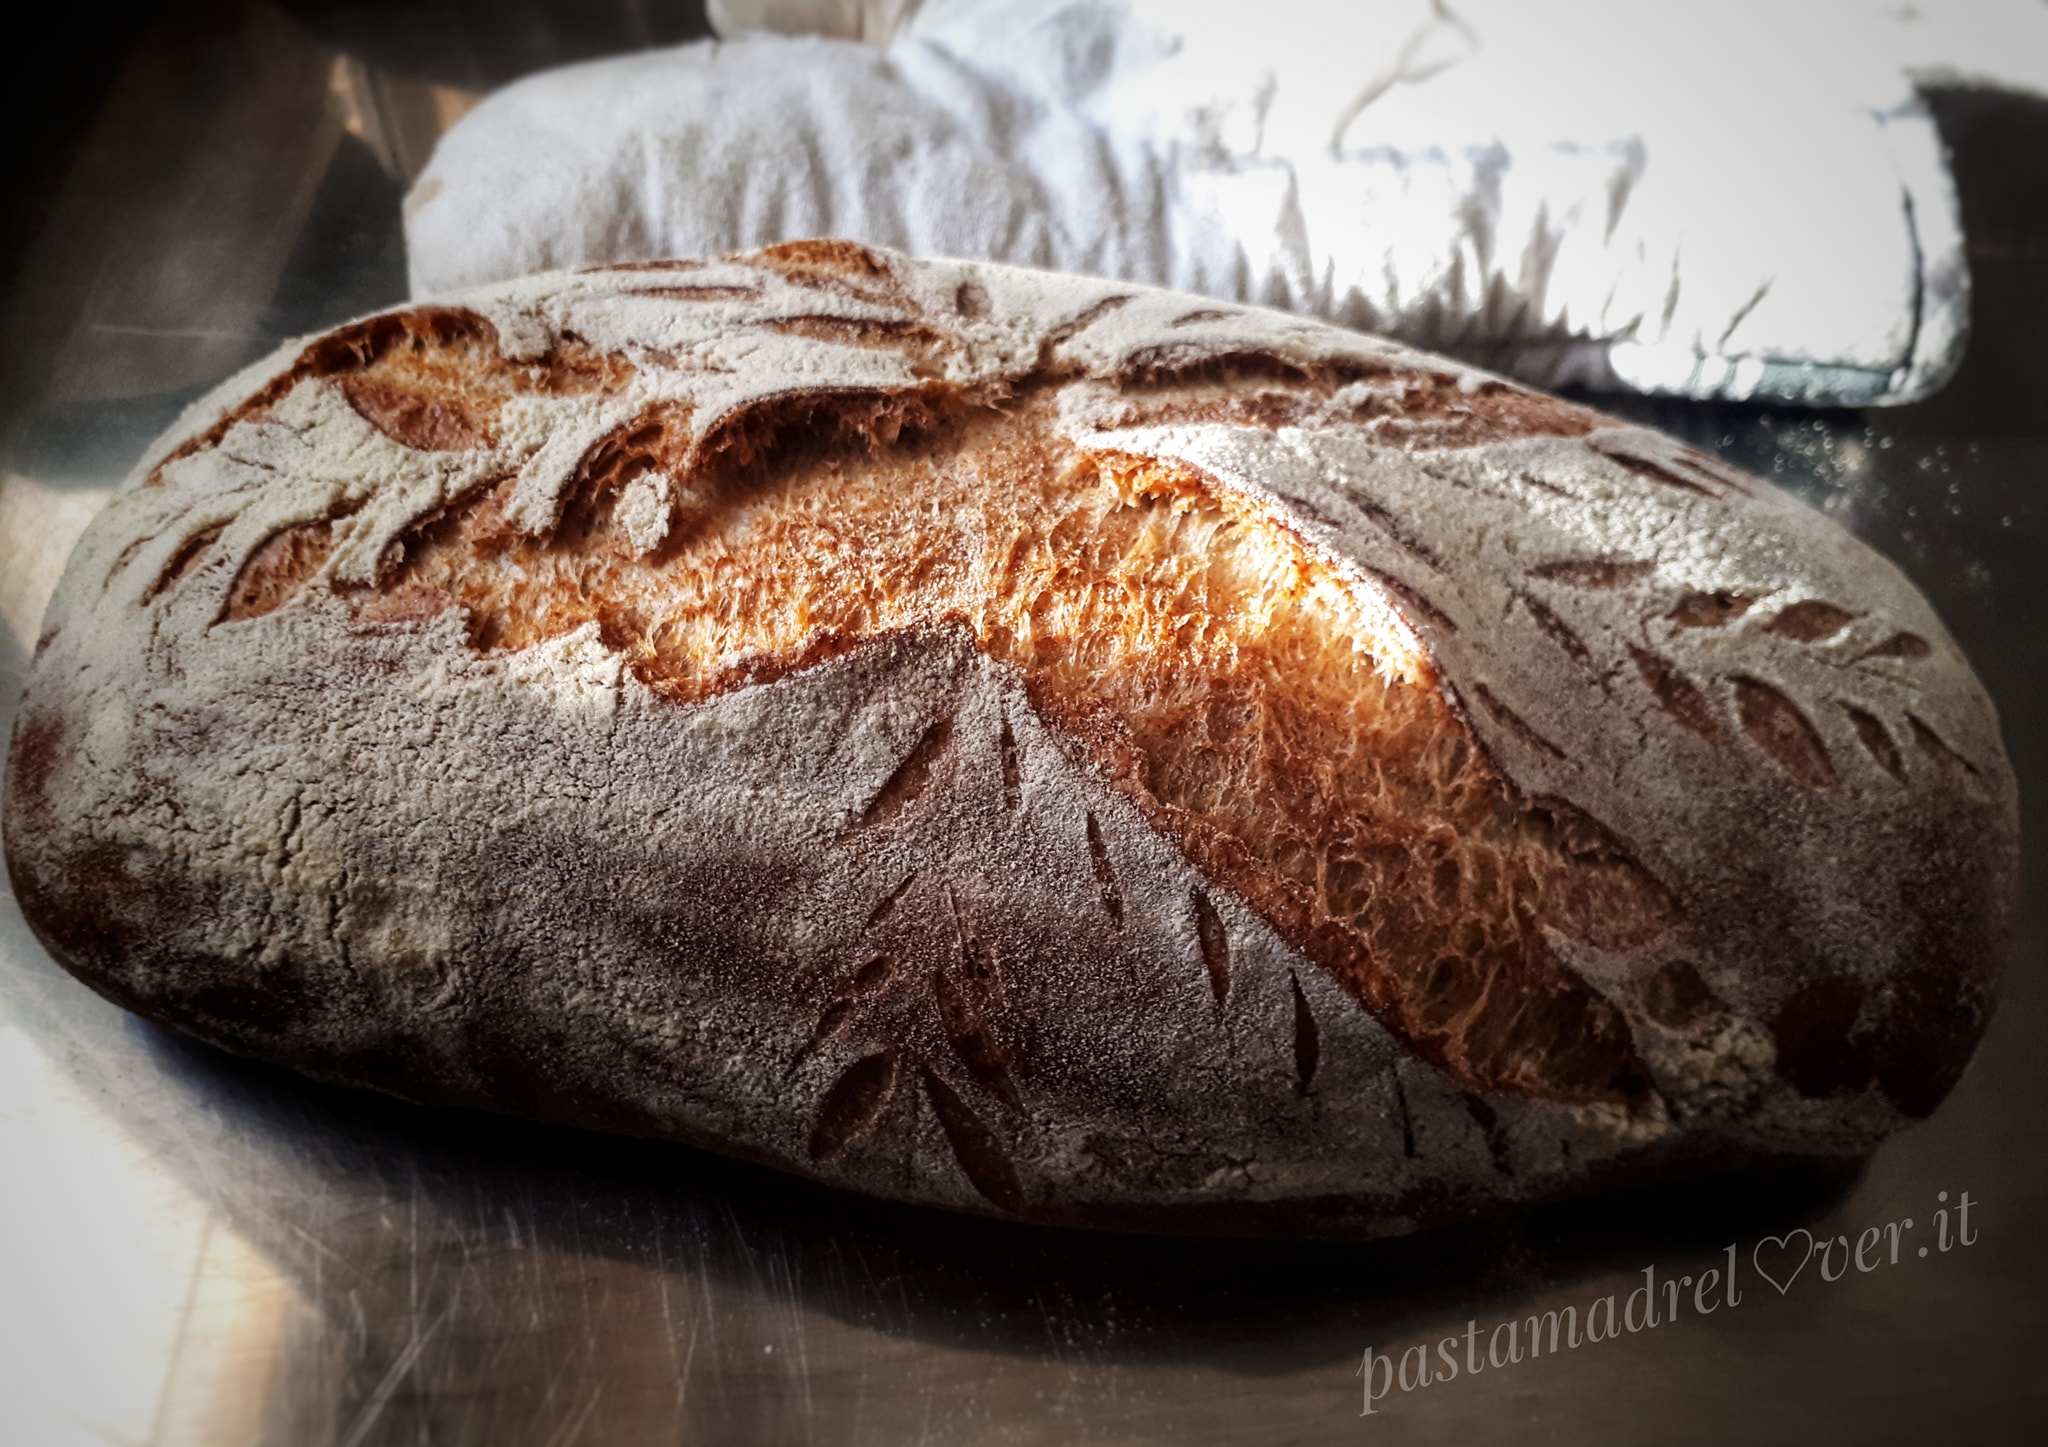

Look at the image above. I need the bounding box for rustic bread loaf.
[3,242,2016,1236]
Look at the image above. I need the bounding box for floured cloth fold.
[402,0,2043,406]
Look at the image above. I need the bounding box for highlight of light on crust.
[1087,449,1433,692]
[320,386,1668,1106]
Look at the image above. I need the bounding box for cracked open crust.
[2,241,2017,1236]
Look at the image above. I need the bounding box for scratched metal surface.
[1,6,2045,1443]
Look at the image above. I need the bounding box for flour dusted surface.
[3,244,2015,1233]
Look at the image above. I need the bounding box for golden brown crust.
[144,305,630,488]
[318,386,1668,1106]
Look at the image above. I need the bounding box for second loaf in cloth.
[3,241,2016,1236]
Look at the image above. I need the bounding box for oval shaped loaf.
[3,241,2017,1236]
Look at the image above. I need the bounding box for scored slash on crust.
[798,866,1031,1212]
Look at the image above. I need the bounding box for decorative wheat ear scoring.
[3,241,2015,1234]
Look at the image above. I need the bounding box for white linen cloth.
[404,0,2048,404]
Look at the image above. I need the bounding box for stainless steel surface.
[2,7,2044,1443]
